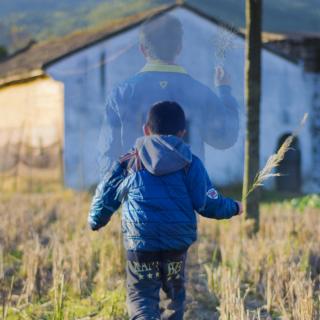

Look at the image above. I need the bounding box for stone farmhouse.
[0,3,319,192]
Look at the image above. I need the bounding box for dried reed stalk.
[243,113,308,200]
[214,24,241,66]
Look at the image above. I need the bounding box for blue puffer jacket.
[88,135,239,251]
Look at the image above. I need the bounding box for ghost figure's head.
[139,13,183,64]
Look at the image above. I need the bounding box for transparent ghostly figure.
[98,12,240,177]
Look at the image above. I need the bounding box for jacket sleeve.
[202,85,240,149]
[186,156,239,219]
[88,161,126,231]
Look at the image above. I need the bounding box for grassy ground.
[0,191,319,319]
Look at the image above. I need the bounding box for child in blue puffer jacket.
[88,101,242,320]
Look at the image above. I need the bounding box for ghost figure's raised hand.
[214,66,231,87]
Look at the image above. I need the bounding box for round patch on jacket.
[207,188,219,199]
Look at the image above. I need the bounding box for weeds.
[0,192,319,319]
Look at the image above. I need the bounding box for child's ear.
[177,129,187,138]
[143,124,152,136]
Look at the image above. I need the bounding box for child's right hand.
[236,201,243,215]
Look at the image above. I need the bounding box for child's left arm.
[88,161,126,231]
[198,187,241,219]
[186,156,241,219]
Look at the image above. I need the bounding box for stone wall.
[0,77,64,188]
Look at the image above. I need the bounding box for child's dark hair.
[146,101,186,135]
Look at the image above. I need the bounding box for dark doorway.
[275,134,301,193]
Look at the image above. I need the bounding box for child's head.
[144,101,186,137]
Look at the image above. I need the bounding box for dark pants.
[126,249,188,320]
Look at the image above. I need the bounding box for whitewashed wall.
[0,77,63,147]
[46,7,313,190]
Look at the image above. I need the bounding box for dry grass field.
[0,191,319,319]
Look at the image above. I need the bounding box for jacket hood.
[135,135,192,176]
